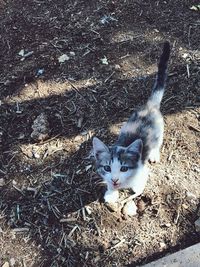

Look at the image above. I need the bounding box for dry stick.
[110,239,125,250]
[13,185,25,196]
[68,225,79,238]
[105,71,115,83]
[67,80,88,102]
[174,208,180,224]
[186,64,190,78]
[188,124,200,132]
[37,134,61,145]
[92,218,101,236]
[163,96,177,106]
[59,231,66,247]
[12,228,29,233]
[79,195,87,221]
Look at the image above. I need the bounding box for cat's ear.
[126,139,143,155]
[93,137,109,159]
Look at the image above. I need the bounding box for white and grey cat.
[92,42,170,207]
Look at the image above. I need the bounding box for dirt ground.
[0,0,200,266]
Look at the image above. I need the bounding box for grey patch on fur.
[117,105,164,162]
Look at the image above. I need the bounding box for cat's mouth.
[112,182,120,189]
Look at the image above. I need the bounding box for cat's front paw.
[104,190,119,204]
[148,149,160,163]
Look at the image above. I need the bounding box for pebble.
[160,242,167,249]
[122,201,137,216]
[114,64,121,70]
[31,113,49,142]
[182,203,189,209]
[0,178,5,187]
[137,199,146,212]
[69,51,75,56]
[161,223,171,228]
[58,54,70,63]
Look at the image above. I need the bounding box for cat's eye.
[120,166,129,172]
[104,165,111,172]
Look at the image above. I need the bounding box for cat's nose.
[111,178,119,183]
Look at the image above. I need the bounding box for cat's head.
[92,137,143,189]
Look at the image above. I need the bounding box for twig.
[105,72,115,83]
[37,134,61,145]
[13,185,25,196]
[93,219,101,236]
[68,225,79,238]
[188,125,200,132]
[79,195,87,221]
[186,64,190,78]
[67,80,87,100]
[110,239,125,250]
[12,228,30,233]
[174,208,180,224]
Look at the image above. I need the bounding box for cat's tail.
[147,41,170,109]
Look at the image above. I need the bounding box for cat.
[92,42,170,209]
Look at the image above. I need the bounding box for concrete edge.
[141,242,200,267]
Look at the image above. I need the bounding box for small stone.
[74,135,82,142]
[100,56,109,65]
[69,51,75,56]
[77,116,84,128]
[32,151,40,159]
[0,178,5,187]
[58,54,70,63]
[160,242,166,249]
[36,68,44,76]
[85,206,92,215]
[114,64,121,70]
[182,53,189,59]
[137,199,146,212]
[122,200,137,216]
[12,180,17,185]
[18,49,25,56]
[195,218,200,233]
[111,239,120,246]
[31,113,49,142]
[182,203,189,209]
[2,262,9,267]
[18,133,25,140]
